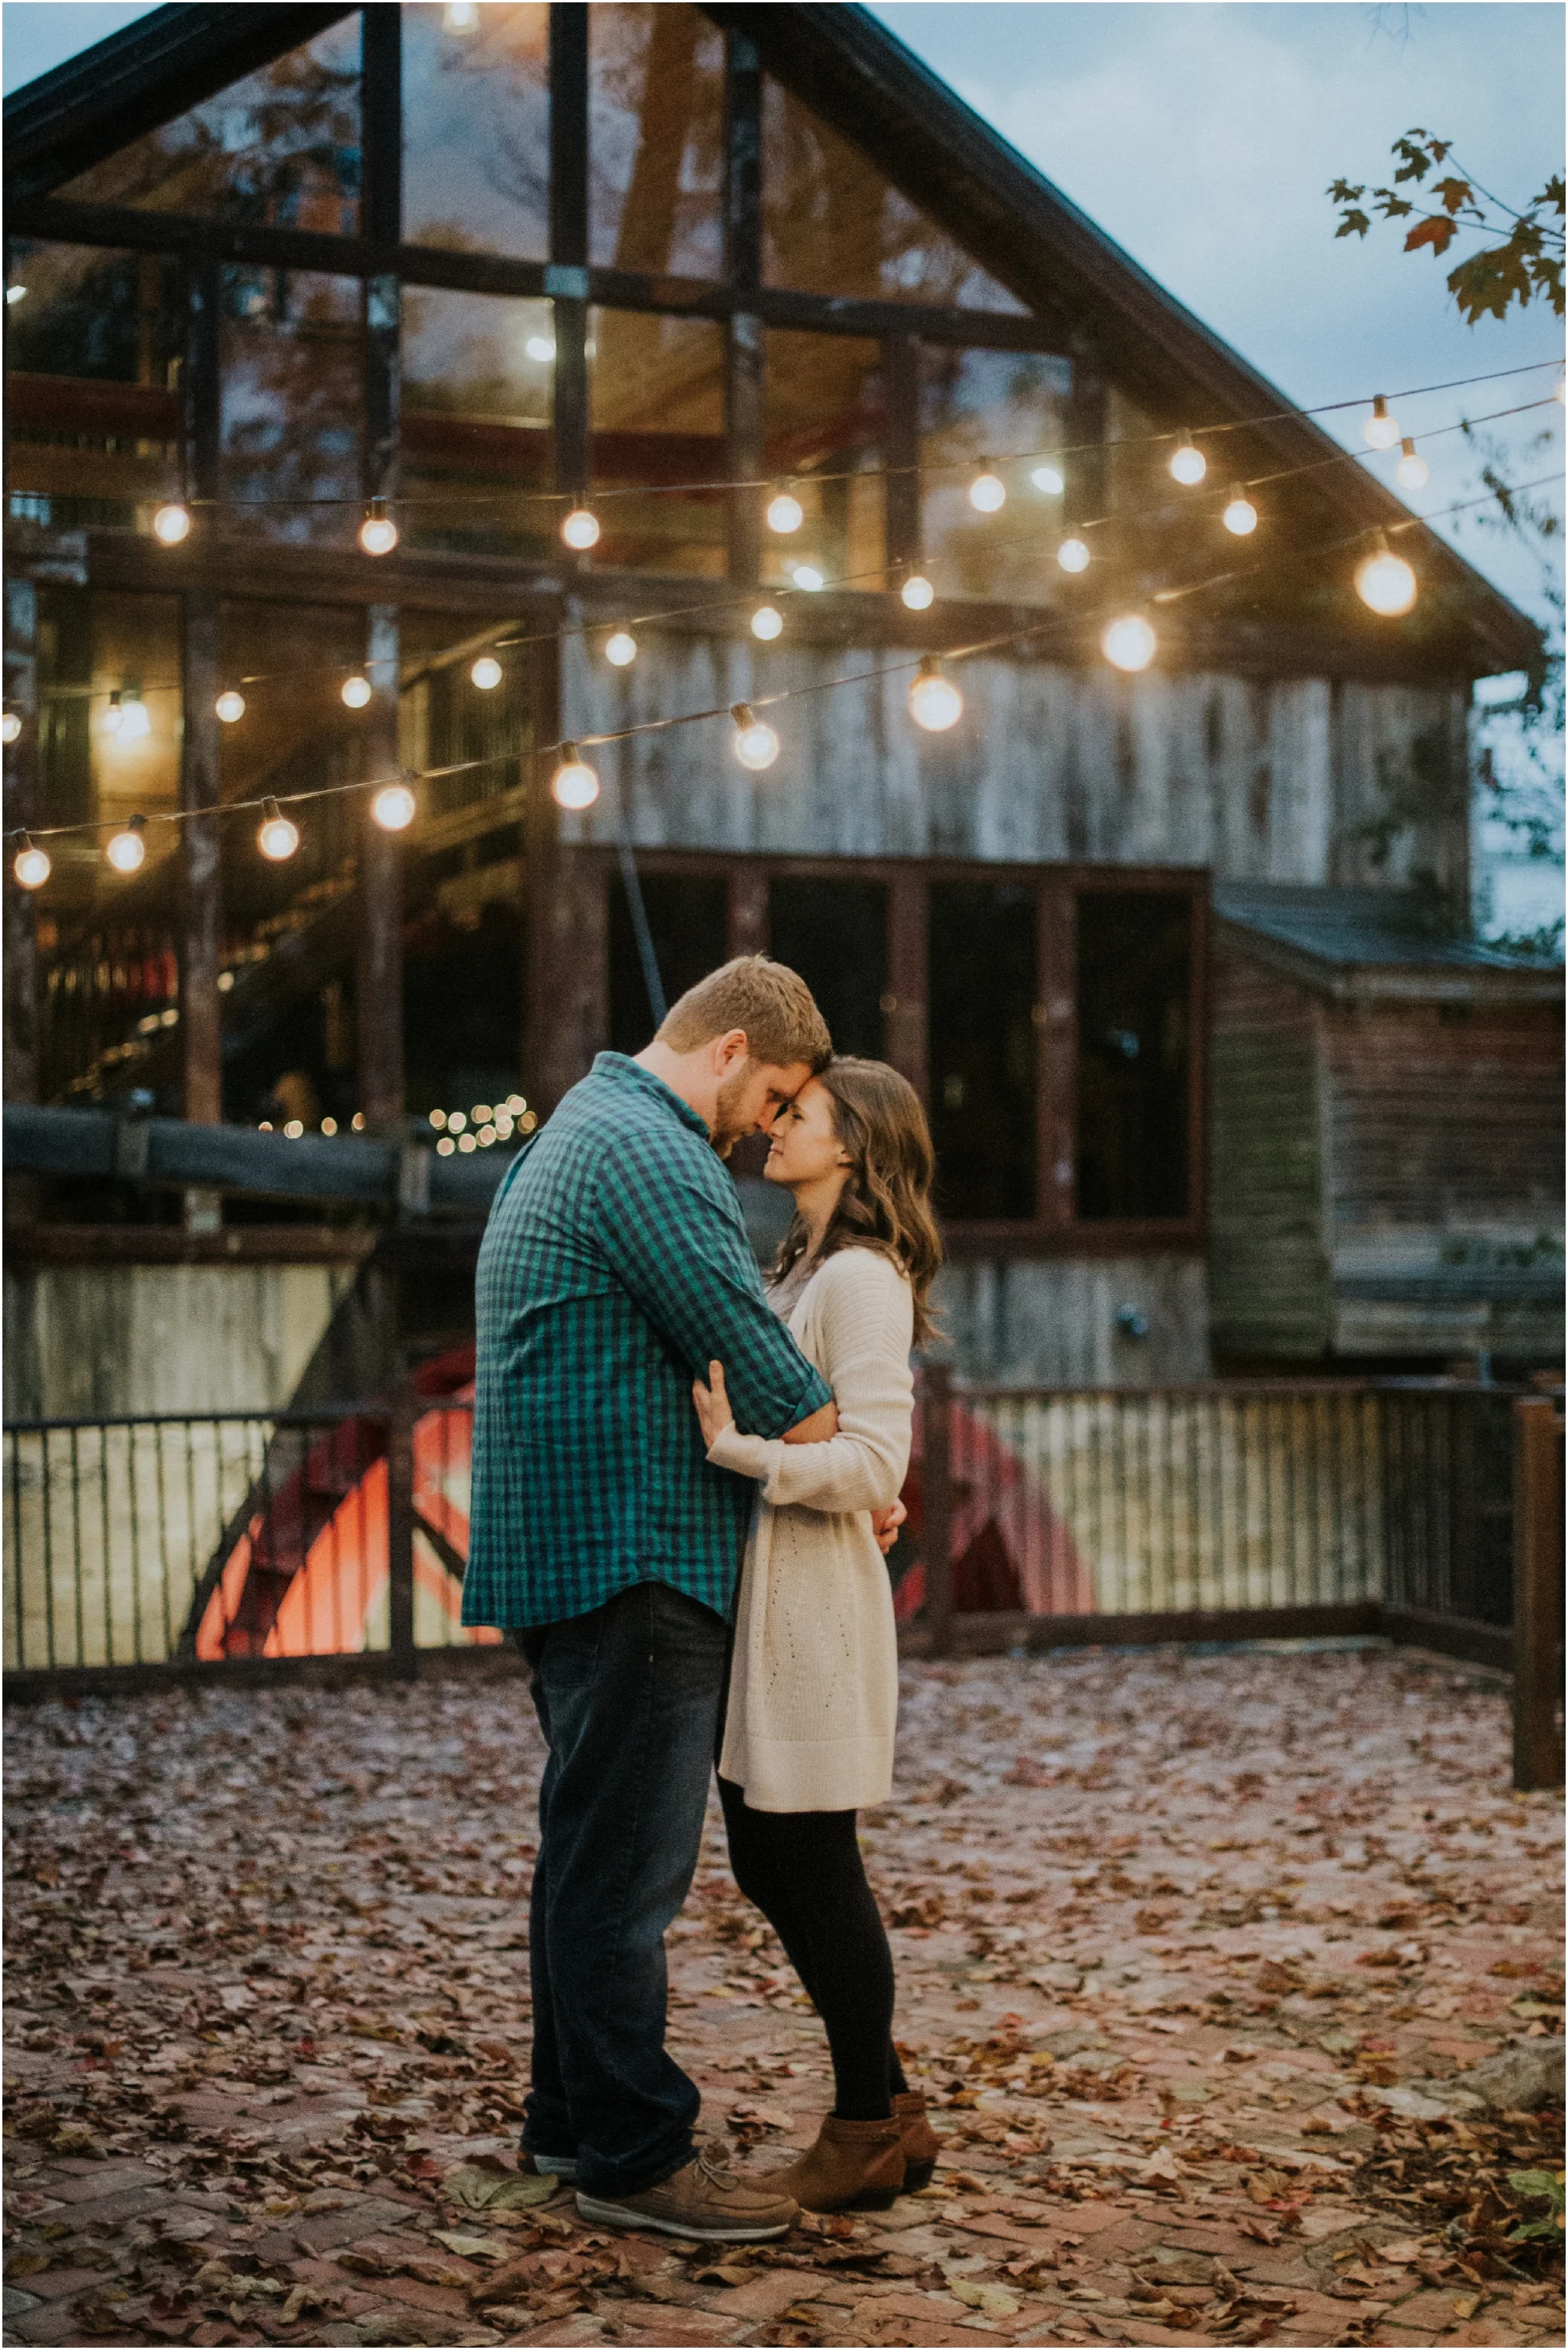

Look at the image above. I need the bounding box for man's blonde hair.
[657,955,832,1072]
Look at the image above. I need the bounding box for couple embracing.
[464,956,942,2240]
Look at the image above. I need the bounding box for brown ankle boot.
[771,2114,906,2212]
[892,2090,941,2192]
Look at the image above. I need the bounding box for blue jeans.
[519,1581,728,2199]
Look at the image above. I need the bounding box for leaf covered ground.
[4,1644,1563,2350]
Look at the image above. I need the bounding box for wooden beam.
[1037,875,1075,1229]
[724,29,764,585]
[882,332,921,577]
[180,254,223,1226]
[361,5,402,508]
[3,569,40,1113]
[357,605,405,1131]
[1512,1397,1565,1790]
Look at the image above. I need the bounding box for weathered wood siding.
[563,635,1468,892]
[1208,949,1330,1362]
[937,1255,1210,1385]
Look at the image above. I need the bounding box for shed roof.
[1215,883,1563,1004]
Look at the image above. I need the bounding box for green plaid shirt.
[463,1053,832,1629]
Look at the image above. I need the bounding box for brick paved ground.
[4,1645,1563,2350]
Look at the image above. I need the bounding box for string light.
[5,284,25,306]
[1030,464,1064,495]
[552,744,600,810]
[1363,395,1399,449]
[341,674,372,709]
[1169,435,1207,487]
[1222,488,1258,536]
[256,797,299,860]
[1057,536,1091,573]
[358,499,399,556]
[13,836,49,889]
[103,692,151,740]
[444,1,479,29]
[152,501,191,545]
[731,703,780,772]
[969,466,1006,513]
[372,782,417,830]
[1354,532,1417,616]
[1396,438,1429,489]
[561,507,601,550]
[470,655,503,689]
[102,691,124,736]
[526,333,556,362]
[105,814,148,873]
[215,690,245,724]
[766,489,804,535]
[901,573,935,611]
[1,710,21,745]
[909,656,963,732]
[792,565,825,592]
[1102,613,1157,672]
[604,630,638,666]
[751,605,783,641]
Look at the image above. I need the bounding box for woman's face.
[764,1076,848,1189]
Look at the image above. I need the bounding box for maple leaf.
[1406,216,1459,257]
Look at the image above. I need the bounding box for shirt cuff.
[706,1424,777,1482]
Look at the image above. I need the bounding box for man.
[465,957,841,2243]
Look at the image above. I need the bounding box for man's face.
[710,1058,814,1158]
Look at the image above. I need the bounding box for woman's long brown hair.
[771,1057,942,1346]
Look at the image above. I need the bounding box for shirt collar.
[591,1052,713,1142]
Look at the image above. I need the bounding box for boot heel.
[901,2157,935,2192]
[845,2183,902,2210]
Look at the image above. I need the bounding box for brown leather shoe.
[575,2146,797,2241]
[892,2089,942,2192]
[771,2114,906,2213]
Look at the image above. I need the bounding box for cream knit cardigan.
[708,1246,913,1813]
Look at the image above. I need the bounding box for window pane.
[60,21,360,230]
[6,245,180,532]
[398,607,533,826]
[768,878,887,1059]
[920,347,1072,600]
[590,3,724,277]
[1076,892,1192,1221]
[220,269,361,549]
[590,310,726,575]
[404,2,549,257]
[402,287,556,559]
[404,903,526,1129]
[609,873,728,1054]
[763,81,1026,311]
[928,881,1036,1221]
[764,332,885,594]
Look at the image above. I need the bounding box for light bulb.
[1396,438,1428,489]
[358,501,399,556]
[5,285,26,306]
[444,1,478,29]
[766,489,804,535]
[909,656,963,732]
[1,710,21,745]
[969,468,1006,514]
[13,837,49,889]
[1355,535,1418,617]
[470,655,503,690]
[561,507,600,550]
[526,334,556,362]
[341,674,372,709]
[1169,437,1207,487]
[152,501,191,545]
[102,692,125,736]
[1030,464,1064,496]
[372,782,417,831]
[1363,394,1399,450]
[901,573,935,611]
[751,605,783,641]
[1556,376,1566,406]
[792,565,825,592]
[215,690,245,724]
[256,797,299,860]
[552,744,600,810]
[1057,536,1091,573]
[106,815,147,873]
[1102,613,1157,673]
[1222,490,1258,536]
[604,630,637,667]
[731,703,780,772]
[118,697,151,739]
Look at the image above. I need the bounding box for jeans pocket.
[543,1605,608,1689]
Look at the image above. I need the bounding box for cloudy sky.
[4,0,1563,623]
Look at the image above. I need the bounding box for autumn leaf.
[1406,216,1459,256]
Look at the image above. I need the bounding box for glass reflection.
[763,81,1026,311]
[590,310,725,574]
[220,271,361,547]
[920,347,1071,600]
[5,245,180,532]
[404,2,549,256]
[590,3,724,278]
[401,288,557,558]
[764,331,884,592]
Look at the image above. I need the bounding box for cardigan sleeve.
[705,1251,914,1513]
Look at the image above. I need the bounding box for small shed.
[1210,884,1564,1371]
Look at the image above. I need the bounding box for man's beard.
[710,1063,756,1158]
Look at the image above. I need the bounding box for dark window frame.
[583,845,1209,1255]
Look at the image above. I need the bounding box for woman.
[692,1057,942,2214]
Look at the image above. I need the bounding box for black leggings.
[718,1774,909,2121]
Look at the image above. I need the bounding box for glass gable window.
[403,2,549,256]
[1076,891,1192,1221]
[220,270,361,547]
[928,879,1037,1221]
[920,347,1073,601]
[590,309,726,575]
[590,3,724,278]
[763,80,1026,311]
[768,877,887,1060]
[764,331,885,594]
[401,287,556,559]
[59,21,361,231]
[608,872,728,1054]
[5,245,180,532]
